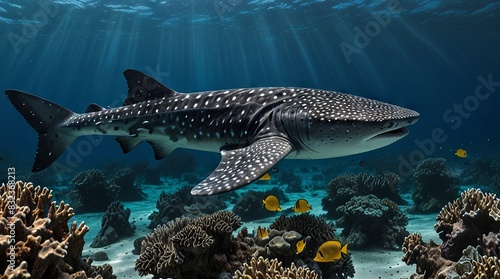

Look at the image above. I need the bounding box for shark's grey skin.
[5,69,419,195]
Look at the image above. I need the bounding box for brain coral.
[136,210,251,279]
[0,181,115,279]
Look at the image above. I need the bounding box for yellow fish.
[259,173,271,180]
[296,239,306,254]
[262,195,282,211]
[257,226,269,239]
[313,241,348,262]
[293,199,312,213]
[455,148,467,158]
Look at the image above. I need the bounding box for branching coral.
[411,158,459,213]
[233,256,318,279]
[0,181,115,279]
[336,195,408,250]
[322,172,405,218]
[136,210,251,279]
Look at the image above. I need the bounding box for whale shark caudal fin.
[5,90,77,172]
[190,137,293,196]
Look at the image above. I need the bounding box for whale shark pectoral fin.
[190,136,293,196]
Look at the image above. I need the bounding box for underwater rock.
[136,211,253,278]
[91,201,136,248]
[92,251,109,261]
[148,186,228,229]
[109,168,146,201]
[232,187,289,222]
[322,172,406,219]
[411,158,459,213]
[0,181,116,279]
[233,256,318,279]
[132,236,145,255]
[70,169,120,213]
[337,195,409,250]
[254,230,302,259]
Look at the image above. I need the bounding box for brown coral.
[402,233,454,278]
[0,181,114,279]
[136,210,248,279]
[460,256,500,279]
[233,256,318,279]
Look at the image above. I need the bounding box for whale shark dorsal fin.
[122,69,179,106]
[85,103,105,113]
[190,137,293,196]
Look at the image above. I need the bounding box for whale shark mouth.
[367,126,409,142]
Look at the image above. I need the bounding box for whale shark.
[5,69,419,195]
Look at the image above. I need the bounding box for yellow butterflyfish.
[455,148,467,158]
[313,240,348,262]
[259,173,271,180]
[262,195,282,211]
[257,226,269,239]
[296,239,306,254]
[293,199,312,213]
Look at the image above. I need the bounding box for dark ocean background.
[0,0,499,178]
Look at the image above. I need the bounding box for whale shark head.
[276,90,419,159]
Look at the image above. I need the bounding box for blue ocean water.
[1,0,499,170]
[0,0,499,277]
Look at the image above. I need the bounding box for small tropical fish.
[259,173,272,180]
[293,199,312,213]
[313,240,348,262]
[257,226,269,239]
[455,149,467,158]
[358,160,365,167]
[271,167,279,173]
[262,195,282,211]
[296,239,306,254]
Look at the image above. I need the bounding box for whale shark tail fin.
[5,90,78,172]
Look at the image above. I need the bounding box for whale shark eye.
[388,121,395,128]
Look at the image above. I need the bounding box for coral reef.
[70,169,120,213]
[148,186,228,229]
[411,158,459,213]
[233,256,318,279]
[109,168,146,201]
[0,181,115,279]
[322,172,405,218]
[232,187,289,222]
[268,214,355,279]
[403,188,500,278]
[336,195,409,250]
[136,211,254,278]
[435,188,500,261]
[91,201,136,248]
